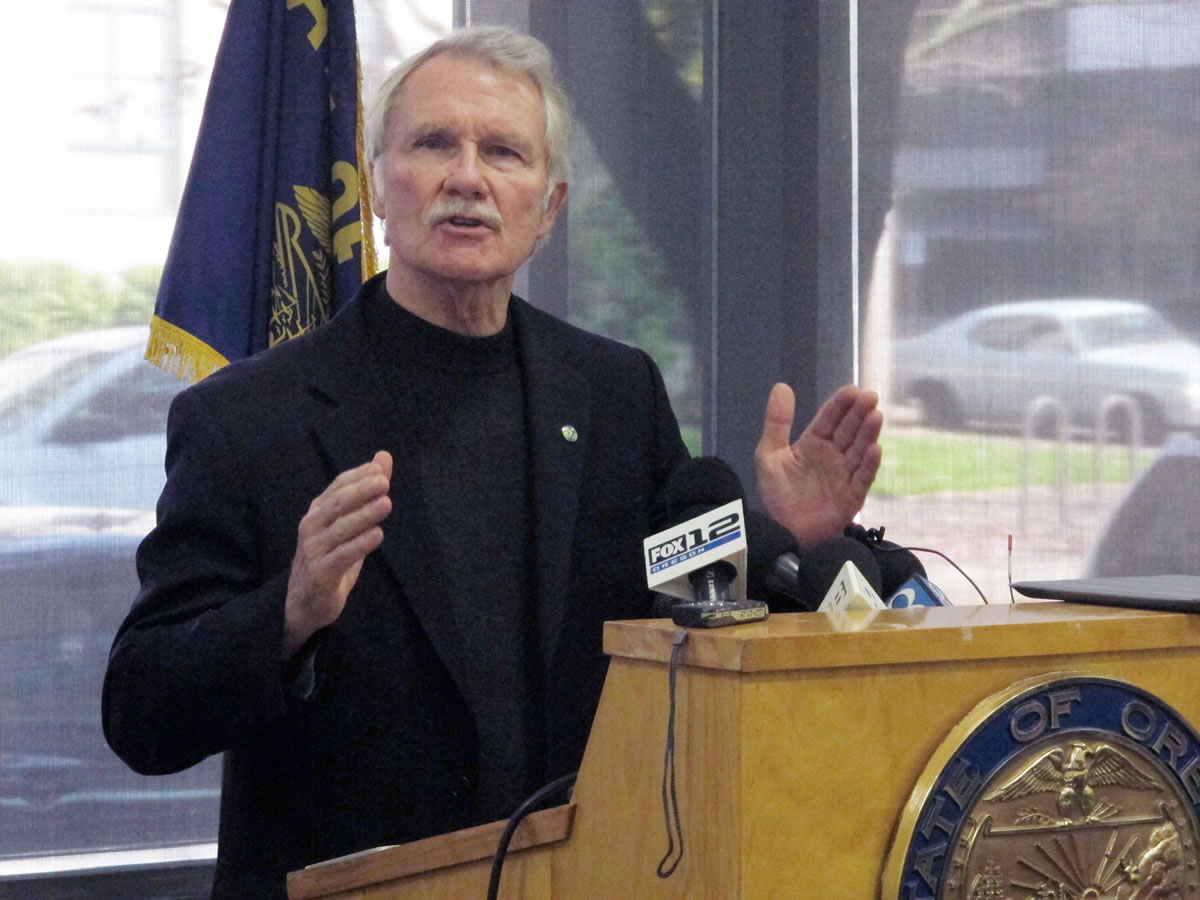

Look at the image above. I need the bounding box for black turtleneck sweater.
[363,282,545,824]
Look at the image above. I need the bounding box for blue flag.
[147,0,375,381]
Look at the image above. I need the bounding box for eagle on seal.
[985,740,1161,823]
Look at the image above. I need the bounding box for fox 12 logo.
[643,499,747,601]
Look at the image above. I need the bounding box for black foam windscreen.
[843,523,925,597]
[661,456,744,526]
[793,536,884,611]
[651,591,679,618]
[874,545,926,598]
[745,514,800,600]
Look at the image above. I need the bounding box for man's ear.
[538,181,568,237]
[369,162,387,219]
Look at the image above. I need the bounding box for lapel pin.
[561,425,579,443]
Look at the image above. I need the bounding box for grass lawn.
[873,430,1155,497]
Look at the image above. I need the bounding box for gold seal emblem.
[948,735,1195,897]
[883,674,1200,898]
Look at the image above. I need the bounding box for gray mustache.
[426,199,503,230]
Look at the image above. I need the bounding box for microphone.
[644,458,769,627]
[843,523,952,608]
[805,537,886,612]
[760,535,884,612]
[746,514,808,610]
[843,523,926,597]
[886,574,950,608]
[661,455,743,524]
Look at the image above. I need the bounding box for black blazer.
[102,277,689,896]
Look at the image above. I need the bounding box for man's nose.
[444,146,486,197]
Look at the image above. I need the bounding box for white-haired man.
[103,26,881,898]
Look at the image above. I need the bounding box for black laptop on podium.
[1012,574,1200,612]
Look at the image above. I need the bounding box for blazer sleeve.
[102,386,296,776]
[638,346,691,529]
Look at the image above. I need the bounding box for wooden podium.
[288,602,1200,898]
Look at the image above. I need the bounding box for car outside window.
[1023,319,1072,354]
[968,315,1047,352]
[1075,311,1175,350]
[0,353,114,434]
[47,362,181,446]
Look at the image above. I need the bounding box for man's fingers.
[850,441,883,494]
[295,451,393,581]
[838,406,884,468]
[757,382,797,455]
[300,478,391,562]
[309,492,391,549]
[804,384,855,442]
[818,386,880,451]
[322,452,392,497]
[373,450,393,481]
[317,515,388,577]
[283,453,392,656]
[308,456,392,528]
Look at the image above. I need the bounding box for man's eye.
[488,145,520,159]
[415,135,449,150]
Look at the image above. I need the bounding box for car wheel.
[1103,398,1167,446]
[912,382,963,430]
[1029,405,1066,440]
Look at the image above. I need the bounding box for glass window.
[0,0,227,870]
[860,0,1200,603]
[22,0,1196,886]
[0,0,451,880]
[0,0,701,880]
[466,0,712,454]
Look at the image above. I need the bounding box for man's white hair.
[364,25,573,209]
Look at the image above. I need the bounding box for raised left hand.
[755,383,883,547]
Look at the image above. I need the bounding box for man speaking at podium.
[102,25,882,898]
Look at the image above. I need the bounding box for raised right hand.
[282,451,393,659]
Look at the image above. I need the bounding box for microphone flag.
[818,560,886,612]
[887,574,950,608]
[146,0,375,383]
[643,499,747,603]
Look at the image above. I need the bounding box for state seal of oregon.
[881,673,1200,899]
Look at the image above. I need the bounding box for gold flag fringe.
[145,314,230,384]
[356,45,378,281]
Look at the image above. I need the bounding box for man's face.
[371,53,566,289]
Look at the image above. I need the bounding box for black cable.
[656,629,688,878]
[486,770,577,900]
[855,528,988,605]
[875,542,990,605]
[906,545,989,605]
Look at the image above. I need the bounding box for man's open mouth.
[429,203,503,230]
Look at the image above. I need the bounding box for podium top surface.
[603,601,1200,673]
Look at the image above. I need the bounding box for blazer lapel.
[298,301,474,699]
[513,301,590,667]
